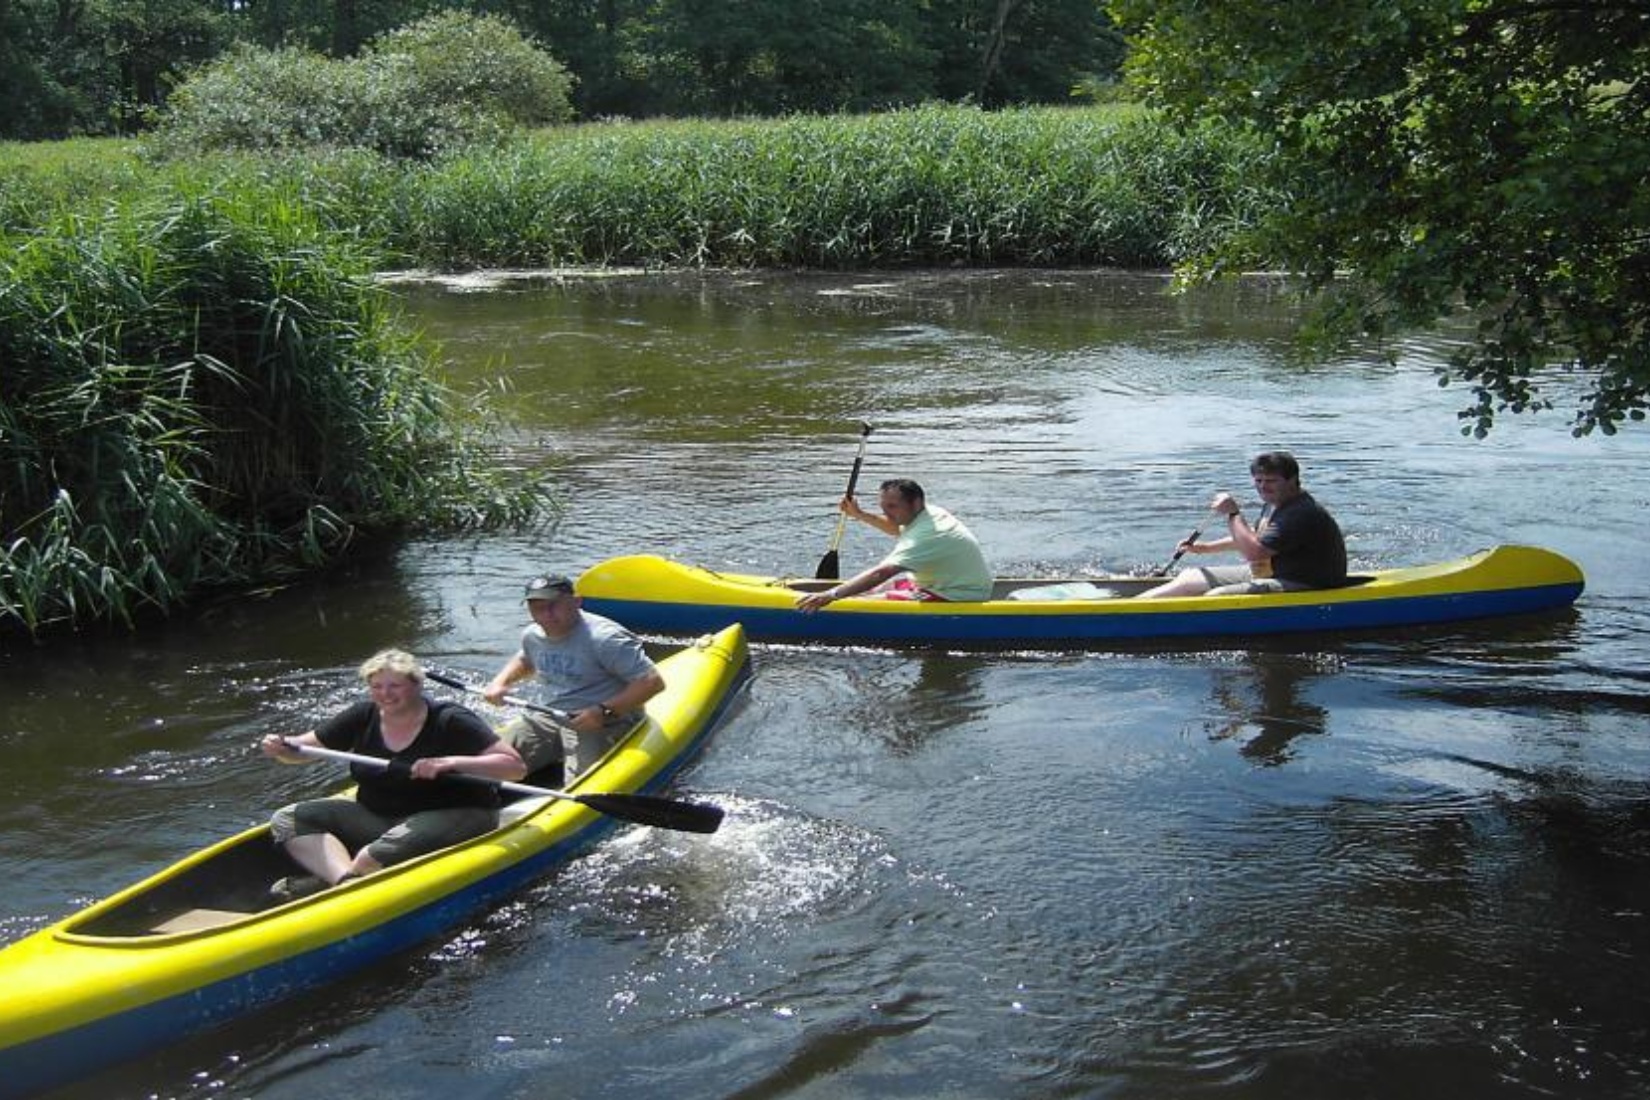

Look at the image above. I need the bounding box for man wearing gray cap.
[483,574,665,780]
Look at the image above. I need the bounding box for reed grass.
[0,192,552,636]
[2,104,1272,271]
[387,104,1271,269]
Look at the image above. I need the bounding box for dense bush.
[0,194,552,636]
[146,11,574,159]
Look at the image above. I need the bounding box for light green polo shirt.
[883,505,993,601]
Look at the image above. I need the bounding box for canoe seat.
[499,795,554,825]
[147,907,251,934]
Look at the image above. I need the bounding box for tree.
[0,0,75,139]
[642,0,937,115]
[0,0,227,137]
[476,0,649,118]
[103,0,229,130]
[1108,0,1650,436]
[236,0,437,56]
[924,0,1122,107]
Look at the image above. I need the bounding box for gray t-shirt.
[520,611,656,713]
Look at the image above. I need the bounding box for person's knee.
[502,715,568,774]
[367,809,497,867]
[269,803,300,844]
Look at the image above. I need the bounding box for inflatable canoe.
[0,624,749,1098]
[575,546,1583,647]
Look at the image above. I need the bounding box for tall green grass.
[1,104,1273,271]
[0,193,552,636]
[390,105,1273,269]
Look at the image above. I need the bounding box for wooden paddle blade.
[815,550,841,580]
[574,791,725,834]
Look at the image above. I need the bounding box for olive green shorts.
[271,796,498,867]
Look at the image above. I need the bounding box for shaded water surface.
[3,271,1648,1099]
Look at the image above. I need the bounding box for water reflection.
[879,654,992,758]
[793,648,995,760]
[1201,651,1338,765]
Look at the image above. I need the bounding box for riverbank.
[0,104,1270,635]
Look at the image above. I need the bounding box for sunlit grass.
[0,193,553,636]
[391,104,1270,269]
[1,104,1272,271]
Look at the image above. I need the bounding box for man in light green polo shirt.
[797,478,993,610]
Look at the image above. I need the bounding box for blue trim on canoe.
[581,584,1583,645]
[0,658,748,1100]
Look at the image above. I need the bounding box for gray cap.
[524,574,575,601]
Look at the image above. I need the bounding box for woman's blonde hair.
[358,648,424,684]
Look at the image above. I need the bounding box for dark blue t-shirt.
[1259,491,1347,588]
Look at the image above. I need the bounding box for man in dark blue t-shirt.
[1140,451,1347,598]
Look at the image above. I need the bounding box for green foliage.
[0,0,227,139]
[3,106,1266,272]
[1110,0,1650,437]
[382,105,1267,269]
[3,0,1124,139]
[0,194,552,636]
[146,11,573,158]
[634,0,936,115]
[0,139,150,232]
[598,0,1122,116]
[367,10,575,128]
[0,5,79,141]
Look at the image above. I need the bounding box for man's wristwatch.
[599,704,618,720]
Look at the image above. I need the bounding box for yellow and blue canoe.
[0,624,749,1099]
[576,546,1583,647]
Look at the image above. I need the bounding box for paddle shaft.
[277,739,724,834]
[816,421,874,579]
[1158,509,1222,574]
[424,669,569,720]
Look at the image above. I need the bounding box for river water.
[4,270,1649,1099]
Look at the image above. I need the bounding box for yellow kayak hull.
[576,546,1583,646]
[0,624,749,1098]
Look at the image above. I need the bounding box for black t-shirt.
[1259,491,1347,588]
[315,698,502,817]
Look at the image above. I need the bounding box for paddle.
[419,669,727,834]
[815,421,874,580]
[1156,509,1222,575]
[425,669,562,718]
[277,738,725,834]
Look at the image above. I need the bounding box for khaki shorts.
[1196,565,1311,596]
[499,710,640,779]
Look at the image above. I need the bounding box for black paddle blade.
[815,550,841,580]
[575,792,725,834]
